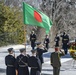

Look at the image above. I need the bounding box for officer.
[44,35,50,50]
[15,48,29,75]
[61,32,69,54]
[30,31,37,49]
[28,49,41,75]
[5,48,16,75]
[36,42,47,65]
[50,47,65,75]
[54,33,60,47]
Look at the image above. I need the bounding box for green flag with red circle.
[23,2,53,34]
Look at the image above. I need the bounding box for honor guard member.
[36,42,47,65]
[50,47,65,75]
[30,31,37,49]
[54,34,60,47]
[44,35,50,50]
[61,32,69,54]
[5,48,16,75]
[16,48,29,75]
[28,49,41,75]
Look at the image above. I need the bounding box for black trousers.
[62,43,68,54]
[53,67,60,75]
[55,42,59,47]
[31,41,36,49]
[45,43,49,49]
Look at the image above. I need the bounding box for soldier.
[30,31,37,49]
[54,33,60,47]
[50,47,65,75]
[28,49,41,75]
[44,35,50,50]
[15,48,29,75]
[5,48,16,75]
[36,42,47,65]
[61,32,69,54]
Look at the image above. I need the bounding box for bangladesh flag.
[23,2,53,34]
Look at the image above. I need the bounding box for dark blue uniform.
[16,54,29,75]
[28,56,41,75]
[36,48,47,64]
[44,37,50,49]
[5,55,16,75]
[54,36,60,47]
[30,33,37,49]
[61,34,69,54]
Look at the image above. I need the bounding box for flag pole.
[23,2,26,49]
[24,25,26,49]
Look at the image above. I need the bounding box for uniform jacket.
[54,36,60,47]
[30,33,37,48]
[28,56,41,75]
[30,34,37,42]
[16,54,29,75]
[44,38,50,44]
[50,52,64,67]
[5,55,16,75]
[36,48,47,64]
[61,34,69,44]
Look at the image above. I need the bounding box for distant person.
[61,32,69,54]
[50,47,65,75]
[15,48,29,75]
[36,42,47,65]
[44,35,50,50]
[5,48,16,75]
[28,49,41,75]
[30,31,37,49]
[54,34,60,47]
